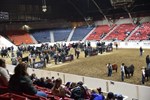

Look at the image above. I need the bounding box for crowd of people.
[0,41,114,69]
[1,42,150,99]
[0,58,125,100]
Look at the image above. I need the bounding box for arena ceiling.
[0,0,150,22]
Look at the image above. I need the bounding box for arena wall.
[0,35,17,50]
[28,40,150,50]
[82,41,150,49]
[7,64,150,100]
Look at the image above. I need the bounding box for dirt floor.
[4,48,150,86]
[45,48,150,86]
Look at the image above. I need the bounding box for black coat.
[9,75,37,95]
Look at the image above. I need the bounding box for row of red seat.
[129,22,150,41]
[104,24,136,41]
[6,30,34,45]
[0,86,71,100]
[86,25,110,40]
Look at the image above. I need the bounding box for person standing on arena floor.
[146,55,150,68]
[107,63,112,77]
[120,63,125,81]
[115,43,118,50]
[0,58,10,87]
[141,67,146,84]
[76,49,80,59]
[139,47,143,56]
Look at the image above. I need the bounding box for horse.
[112,64,118,72]
[145,68,150,81]
[89,49,98,56]
[106,63,118,72]
[124,64,134,78]
[0,50,9,58]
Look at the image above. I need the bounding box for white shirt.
[121,65,125,73]
[142,69,145,77]
[0,66,10,86]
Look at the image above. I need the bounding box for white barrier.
[138,86,150,100]
[108,81,138,100]
[64,73,83,84]
[7,64,150,100]
[84,76,108,92]
[51,71,65,83]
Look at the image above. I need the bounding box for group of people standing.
[107,63,125,81]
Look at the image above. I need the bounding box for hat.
[77,81,83,86]
[65,82,71,86]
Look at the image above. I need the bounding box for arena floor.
[4,48,150,86]
[45,48,150,86]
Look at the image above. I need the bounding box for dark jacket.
[9,75,37,95]
[146,56,150,64]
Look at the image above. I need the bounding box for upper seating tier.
[129,22,150,41]
[86,25,110,41]
[7,30,34,45]
[53,28,72,42]
[104,24,136,41]
[32,31,51,43]
[71,26,93,41]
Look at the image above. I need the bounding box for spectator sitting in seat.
[97,87,105,100]
[45,77,54,89]
[8,62,47,97]
[71,81,91,100]
[136,31,141,36]
[69,82,77,91]
[52,78,69,98]
[106,92,115,100]
[0,58,10,87]
[91,89,104,100]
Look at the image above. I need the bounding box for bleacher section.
[71,26,93,41]
[129,22,150,41]
[32,31,51,43]
[86,25,110,41]
[53,28,72,42]
[104,24,136,41]
[7,30,34,45]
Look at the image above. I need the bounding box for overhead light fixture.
[22,25,31,30]
[42,0,47,12]
[42,5,47,12]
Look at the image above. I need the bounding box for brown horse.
[112,64,118,72]
[106,63,118,72]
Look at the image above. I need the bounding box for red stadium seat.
[22,93,48,100]
[129,22,150,41]
[6,30,34,45]
[0,86,9,94]
[104,24,136,41]
[86,25,110,40]
[0,93,27,100]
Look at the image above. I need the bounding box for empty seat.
[86,25,110,40]
[104,24,136,41]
